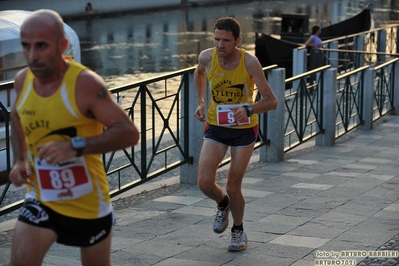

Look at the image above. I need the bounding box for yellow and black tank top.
[16,59,112,219]
[206,48,258,128]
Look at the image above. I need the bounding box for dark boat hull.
[255,8,373,77]
[319,8,373,40]
[255,34,300,78]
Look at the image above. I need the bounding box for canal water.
[64,0,399,87]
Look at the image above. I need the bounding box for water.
[64,0,399,87]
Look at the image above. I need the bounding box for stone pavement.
[0,116,398,266]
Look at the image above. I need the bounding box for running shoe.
[228,230,248,251]
[213,205,230,234]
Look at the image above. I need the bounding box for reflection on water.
[65,0,398,86]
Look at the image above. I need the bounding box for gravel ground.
[357,234,399,266]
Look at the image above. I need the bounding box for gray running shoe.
[228,230,248,252]
[213,205,229,234]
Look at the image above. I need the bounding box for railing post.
[261,68,285,163]
[355,35,365,68]
[363,67,375,130]
[394,61,399,114]
[377,29,387,63]
[326,40,339,68]
[397,26,399,54]
[180,72,208,184]
[293,48,307,75]
[316,67,337,146]
[293,48,307,89]
[325,41,339,67]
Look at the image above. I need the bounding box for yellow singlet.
[16,59,112,219]
[206,48,258,128]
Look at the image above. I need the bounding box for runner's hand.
[37,141,78,165]
[194,104,206,122]
[9,161,32,187]
[231,107,247,122]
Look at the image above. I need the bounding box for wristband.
[71,136,86,157]
[243,105,254,117]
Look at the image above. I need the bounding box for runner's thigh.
[228,144,255,181]
[80,231,112,266]
[11,221,57,266]
[198,139,228,174]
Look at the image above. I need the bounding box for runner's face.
[20,22,64,79]
[214,29,240,58]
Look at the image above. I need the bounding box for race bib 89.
[34,157,93,202]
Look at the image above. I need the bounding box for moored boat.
[0,10,81,84]
[318,6,373,40]
[255,7,374,78]
[0,10,81,115]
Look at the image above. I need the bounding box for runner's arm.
[73,69,140,155]
[193,49,212,122]
[10,69,32,186]
[245,53,278,114]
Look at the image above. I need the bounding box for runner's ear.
[59,37,69,55]
[235,37,242,47]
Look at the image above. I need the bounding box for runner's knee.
[198,178,213,193]
[226,184,242,198]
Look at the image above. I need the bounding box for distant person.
[194,17,278,251]
[9,9,139,266]
[305,25,324,49]
[305,25,326,82]
[85,2,93,12]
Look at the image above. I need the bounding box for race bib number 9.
[217,104,250,126]
[34,157,93,202]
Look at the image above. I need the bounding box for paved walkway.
[0,116,398,266]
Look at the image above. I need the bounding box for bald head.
[20,9,69,79]
[21,9,65,40]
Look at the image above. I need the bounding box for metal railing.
[283,65,330,152]
[295,25,399,75]
[335,65,368,137]
[373,58,398,120]
[104,69,195,197]
[0,31,398,217]
[323,25,398,71]
[0,64,273,216]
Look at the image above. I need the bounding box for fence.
[293,25,399,76]
[0,29,398,217]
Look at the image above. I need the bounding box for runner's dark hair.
[214,17,240,40]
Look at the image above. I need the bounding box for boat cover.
[0,10,81,63]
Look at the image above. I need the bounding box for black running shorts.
[204,123,259,148]
[17,198,115,247]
